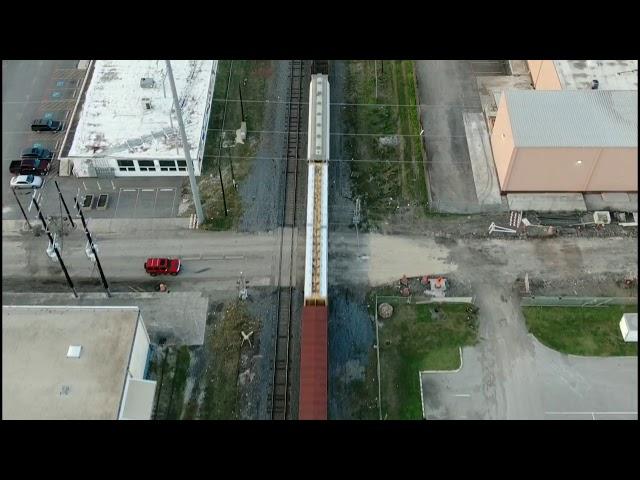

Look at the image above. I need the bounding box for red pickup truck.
[9,158,51,176]
[144,258,181,276]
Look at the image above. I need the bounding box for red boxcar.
[299,305,328,420]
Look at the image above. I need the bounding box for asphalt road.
[2,228,281,290]
[2,60,79,219]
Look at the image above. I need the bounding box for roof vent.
[67,345,82,358]
[140,77,155,88]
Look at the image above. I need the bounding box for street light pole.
[33,197,78,298]
[165,60,205,226]
[74,196,111,297]
[11,188,32,229]
[54,180,75,229]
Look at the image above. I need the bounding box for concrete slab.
[507,193,587,212]
[1,292,208,346]
[584,193,638,213]
[476,75,533,120]
[86,217,191,234]
[463,113,503,210]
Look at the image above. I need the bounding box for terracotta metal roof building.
[491,89,638,193]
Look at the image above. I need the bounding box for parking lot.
[3,61,186,222]
[420,287,638,420]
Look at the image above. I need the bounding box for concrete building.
[527,60,638,91]
[64,60,217,177]
[2,306,156,420]
[491,89,638,193]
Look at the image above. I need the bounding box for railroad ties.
[270,60,305,420]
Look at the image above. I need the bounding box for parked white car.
[10,174,43,189]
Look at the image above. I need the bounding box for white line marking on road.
[453,394,471,397]
[97,181,101,191]
[122,189,137,192]
[171,188,178,216]
[55,140,60,150]
[134,188,140,215]
[545,411,638,415]
[225,255,244,260]
[153,188,159,212]
[64,110,69,119]
[82,181,87,191]
[111,180,115,190]
[160,188,174,192]
[114,188,122,218]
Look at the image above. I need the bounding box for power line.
[205,127,469,138]
[201,153,478,165]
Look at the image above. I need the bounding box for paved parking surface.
[420,285,638,420]
[415,60,508,213]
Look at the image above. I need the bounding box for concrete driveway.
[415,60,506,213]
[421,285,638,420]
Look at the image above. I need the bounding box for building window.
[138,160,156,172]
[117,159,135,172]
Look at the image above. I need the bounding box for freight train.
[298,72,330,420]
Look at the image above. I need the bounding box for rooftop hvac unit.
[142,98,153,111]
[140,77,156,88]
[67,345,82,358]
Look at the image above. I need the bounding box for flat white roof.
[2,306,140,420]
[69,60,215,160]
[554,60,637,91]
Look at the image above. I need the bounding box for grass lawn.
[196,60,273,230]
[343,60,429,229]
[375,298,478,420]
[523,305,638,357]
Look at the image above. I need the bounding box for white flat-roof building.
[65,60,217,177]
[528,60,637,91]
[2,306,156,420]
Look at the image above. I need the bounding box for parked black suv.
[31,118,63,132]
[20,146,53,160]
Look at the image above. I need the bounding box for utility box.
[619,313,638,343]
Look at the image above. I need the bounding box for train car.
[299,74,330,420]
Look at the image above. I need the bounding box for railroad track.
[269,60,305,420]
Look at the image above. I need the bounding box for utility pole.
[54,181,75,229]
[354,197,361,249]
[374,60,378,99]
[165,60,205,226]
[239,83,245,123]
[33,197,78,298]
[218,159,228,216]
[11,188,32,230]
[74,196,111,297]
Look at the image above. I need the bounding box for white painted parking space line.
[154,188,159,211]
[225,255,244,260]
[453,394,471,398]
[111,180,115,190]
[64,110,69,119]
[97,181,102,191]
[141,189,155,192]
[134,188,140,213]
[171,188,177,216]
[82,181,87,191]
[160,188,174,192]
[122,189,137,192]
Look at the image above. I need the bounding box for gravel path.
[238,61,291,232]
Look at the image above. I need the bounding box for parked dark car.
[21,147,53,160]
[31,118,63,132]
[9,158,51,176]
